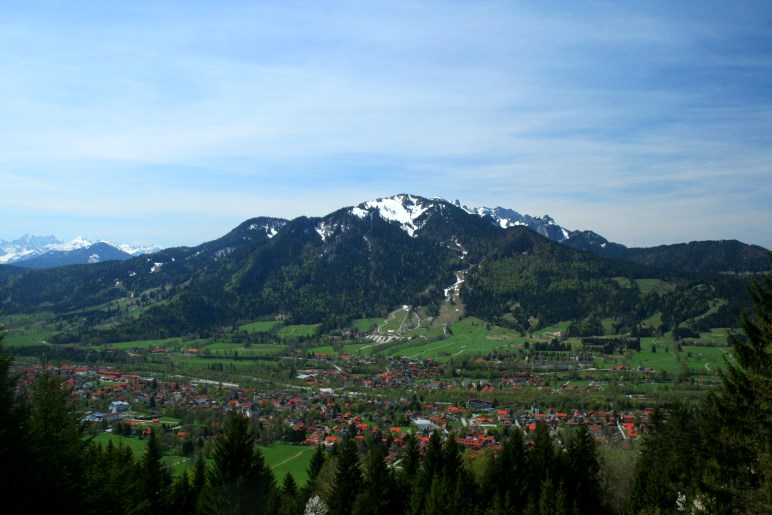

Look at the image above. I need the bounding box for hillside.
[0,195,760,343]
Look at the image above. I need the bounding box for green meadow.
[259,444,318,485]
[385,318,520,361]
[240,321,282,333]
[277,324,320,338]
[352,317,384,333]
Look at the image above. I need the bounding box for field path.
[271,451,305,469]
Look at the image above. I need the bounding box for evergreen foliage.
[328,435,363,515]
[201,410,277,515]
[630,259,772,513]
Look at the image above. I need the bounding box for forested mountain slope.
[0,195,758,342]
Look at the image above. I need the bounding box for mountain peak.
[351,194,437,237]
[0,233,162,266]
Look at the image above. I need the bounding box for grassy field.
[385,318,520,361]
[311,343,370,356]
[205,344,287,358]
[2,327,56,347]
[352,317,384,333]
[378,309,411,333]
[259,444,317,485]
[92,434,317,483]
[240,321,282,333]
[277,324,320,338]
[92,432,149,456]
[99,338,187,350]
[539,321,571,338]
[635,278,677,295]
[168,354,274,371]
[592,336,731,375]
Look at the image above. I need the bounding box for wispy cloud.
[0,1,770,248]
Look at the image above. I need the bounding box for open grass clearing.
[378,308,411,334]
[240,320,282,333]
[388,318,518,361]
[592,337,731,375]
[92,432,148,456]
[636,278,677,295]
[2,327,56,347]
[99,338,187,350]
[259,444,317,485]
[277,324,320,338]
[206,344,286,358]
[352,317,384,333]
[538,321,571,338]
[311,343,369,356]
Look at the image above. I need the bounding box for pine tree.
[483,427,528,513]
[305,443,326,495]
[398,432,421,505]
[202,410,277,515]
[629,406,700,513]
[409,431,443,514]
[527,422,556,500]
[136,429,173,513]
[280,472,301,515]
[700,264,772,512]
[0,330,31,513]
[564,424,603,513]
[352,446,398,515]
[327,435,362,515]
[27,368,88,513]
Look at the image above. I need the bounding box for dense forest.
[1,267,771,514]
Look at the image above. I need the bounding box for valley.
[1,194,770,513]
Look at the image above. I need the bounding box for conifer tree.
[306,443,326,495]
[280,472,302,515]
[564,424,603,513]
[327,435,362,515]
[190,453,208,513]
[27,368,88,513]
[136,429,173,514]
[202,410,277,515]
[700,264,772,512]
[0,330,31,513]
[528,422,556,499]
[352,446,397,515]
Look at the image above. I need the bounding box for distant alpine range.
[0,234,161,268]
[3,194,767,272]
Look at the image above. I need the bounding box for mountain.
[566,238,772,274]
[11,242,134,269]
[457,201,769,273]
[0,194,757,344]
[0,234,162,267]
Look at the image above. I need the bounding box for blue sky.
[1,1,771,249]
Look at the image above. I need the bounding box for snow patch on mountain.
[316,221,334,242]
[455,201,572,243]
[113,242,163,256]
[248,220,286,239]
[0,234,162,264]
[355,194,433,237]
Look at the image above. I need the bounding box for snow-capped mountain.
[0,234,162,266]
[349,194,435,237]
[455,201,573,243]
[341,194,577,245]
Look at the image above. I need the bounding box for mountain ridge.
[0,194,763,344]
[0,234,163,267]
[4,194,767,272]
